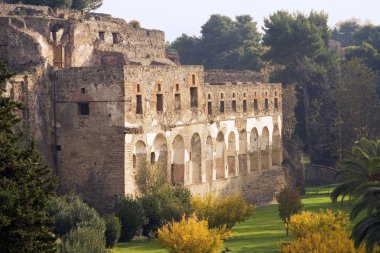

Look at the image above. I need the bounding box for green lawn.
[114,186,353,253]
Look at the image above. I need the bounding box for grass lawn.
[114,185,353,253]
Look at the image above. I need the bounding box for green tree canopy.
[0,61,57,253]
[4,0,102,11]
[170,14,264,71]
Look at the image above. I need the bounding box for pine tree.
[0,61,57,253]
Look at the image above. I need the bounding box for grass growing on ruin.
[113,185,352,253]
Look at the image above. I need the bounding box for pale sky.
[98,0,380,42]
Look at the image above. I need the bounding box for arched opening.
[153,134,168,175]
[249,128,259,171]
[191,133,202,184]
[206,136,213,182]
[171,135,185,185]
[238,130,248,175]
[260,127,271,170]
[216,132,225,179]
[134,140,146,171]
[227,132,237,177]
[272,125,282,166]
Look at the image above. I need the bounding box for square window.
[78,103,89,115]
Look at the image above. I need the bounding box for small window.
[133,155,136,168]
[221,93,224,99]
[254,99,258,110]
[78,102,89,115]
[220,101,225,113]
[157,83,161,92]
[99,31,105,41]
[254,92,257,97]
[151,152,155,164]
[190,87,198,108]
[175,94,181,110]
[156,94,163,112]
[81,88,86,94]
[232,100,237,112]
[176,83,179,92]
[208,102,212,115]
[208,94,211,100]
[275,91,277,96]
[232,93,236,98]
[243,93,246,98]
[265,99,269,109]
[274,98,279,109]
[112,32,119,44]
[137,84,140,93]
[243,100,247,112]
[136,95,143,114]
[56,145,61,151]
[192,75,196,85]
[51,31,57,42]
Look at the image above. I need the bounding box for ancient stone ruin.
[1,3,288,211]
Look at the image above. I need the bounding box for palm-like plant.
[331,138,380,203]
[331,138,380,252]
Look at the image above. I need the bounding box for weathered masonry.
[1,3,289,211]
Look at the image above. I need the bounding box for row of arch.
[133,126,282,185]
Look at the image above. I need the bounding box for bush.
[287,209,349,238]
[115,196,147,242]
[157,215,226,253]
[104,214,121,248]
[140,183,192,236]
[134,162,192,236]
[47,194,105,237]
[191,193,254,230]
[61,226,106,253]
[276,187,303,236]
[280,209,366,253]
[280,230,366,253]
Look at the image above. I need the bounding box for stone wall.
[205,69,265,84]
[54,67,126,211]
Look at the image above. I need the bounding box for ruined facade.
[1,3,288,210]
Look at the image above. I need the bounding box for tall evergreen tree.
[0,62,57,253]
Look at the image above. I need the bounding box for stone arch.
[171,135,185,185]
[206,136,213,182]
[260,127,271,170]
[227,132,237,176]
[238,129,248,175]
[249,128,260,171]
[216,132,225,179]
[153,134,168,175]
[191,133,202,183]
[272,125,282,166]
[134,140,146,171]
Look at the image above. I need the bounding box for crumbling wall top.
[205,69,266,84]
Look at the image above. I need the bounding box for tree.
[335,60,379,151]
[170,14,264,71]
[276,187,303,236]
[71,0,102,11]
[0,61,57,253]
[4,0,102,11]
[263,11,341,165]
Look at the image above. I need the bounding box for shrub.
[157,215,226,253]
[280,230,366,253]
[280,209,366,253]
[140,183,192,236]
[276,187,303,236]
[47,194,105,237]
[61,226,106,253]
[288,209,349,238]
[115,195,147,242]
[191,193,254,230]
[134,162,192,236]
[104,214,121,248]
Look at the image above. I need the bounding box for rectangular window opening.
[190,87,198,108]
[254,99,258,110]
[99,31,105,41]
[112,32,119,44]
[78,102,89,116]
[232,100,237,112]
[243,100,247,112]
[156,94,163,112]
[265,99,269,109]
[136,95,143,114]
[175,94,181,110]
[274,98,279,109]
[220,101,225,113]
[208,102,212,115]
[81,87,86,94]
